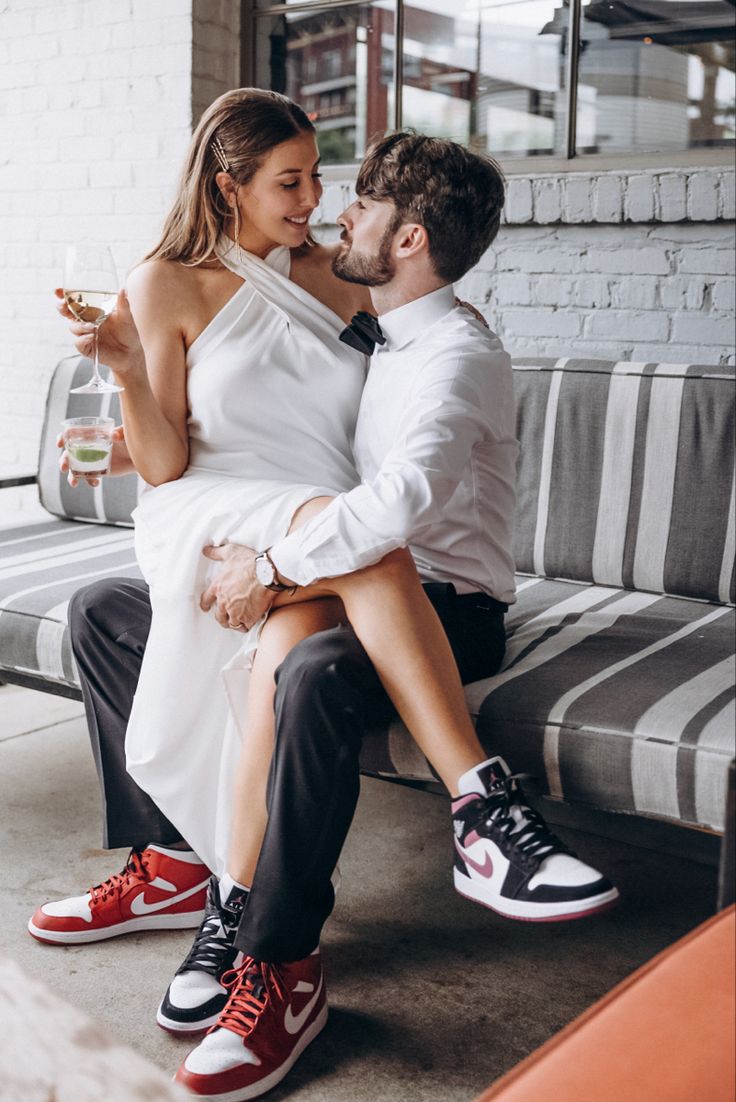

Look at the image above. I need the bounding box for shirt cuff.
[269,533,315,588]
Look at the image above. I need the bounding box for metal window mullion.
[241,0,255,86]
[393,0,404,130]
[255,0,362,15]
[564,0,581,159]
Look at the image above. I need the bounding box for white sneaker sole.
[27,909,204,945]
[453,869,620,922]
[157,1004,221,1036]
[180,1003,329,1101]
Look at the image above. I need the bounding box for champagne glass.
[63,243,123,394]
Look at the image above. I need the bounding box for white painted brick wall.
[316,171,734,368]
[0,0,197,513]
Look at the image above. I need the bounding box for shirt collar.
[376,284,455,353]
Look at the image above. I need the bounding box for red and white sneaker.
[175,950,327,1101]
[452,757,619,922]
[28,845,210,945]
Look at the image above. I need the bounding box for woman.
[60,88,494,909]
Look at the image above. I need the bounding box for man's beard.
[331,223,396,286]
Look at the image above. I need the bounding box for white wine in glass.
[64,244,123,395]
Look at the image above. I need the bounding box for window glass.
[401,0,567,157]
[576,0,735,152]
[254,3,396,164]
[250,0,734,159]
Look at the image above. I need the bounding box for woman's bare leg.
[273,498,488,796]
[227,598,344,886]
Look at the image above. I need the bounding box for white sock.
[219,872,249,906]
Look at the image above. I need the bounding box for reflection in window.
[250,0,735,160]
[255,3,395,164]
[401,0,566,156]
[576,0,735,152]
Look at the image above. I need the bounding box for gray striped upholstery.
[362,577,734,832]
[0,519,140,693]
[2,356,734,833]
[513,359,735,604]
[38,356,138,526]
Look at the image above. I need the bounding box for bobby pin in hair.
[211,137,230,172]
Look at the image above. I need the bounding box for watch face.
[255,556,274,587]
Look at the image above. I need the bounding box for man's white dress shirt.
[270,284,518,605]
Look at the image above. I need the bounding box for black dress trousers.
[69,577,183,850]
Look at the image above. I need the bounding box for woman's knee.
[352,546,417,588]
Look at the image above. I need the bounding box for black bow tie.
[339,311,386,356]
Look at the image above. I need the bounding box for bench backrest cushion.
[38,356,138,527]
[38,355,736,606]
[512,359,735,605]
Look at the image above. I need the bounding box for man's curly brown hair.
[356,131,505,284]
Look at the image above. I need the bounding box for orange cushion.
[475,906,736,1102]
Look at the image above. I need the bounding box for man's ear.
[215,170,238,209]
[394,222,429,260]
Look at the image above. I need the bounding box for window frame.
[239,0,735,175]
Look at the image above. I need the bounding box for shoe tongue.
[457,755,511,797]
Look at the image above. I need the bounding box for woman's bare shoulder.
[127,258,196,297]
[126,259,207,329]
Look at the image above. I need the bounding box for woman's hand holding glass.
[55,285,146,383]
[56,423,131,488]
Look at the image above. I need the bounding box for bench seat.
[0,518,139,695]
[3,518,731,834]
[1,354,733,845]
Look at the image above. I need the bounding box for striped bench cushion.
[0,518,140,691]
[362,576,735,832]
[2,521,732,831]
[38,356,139,526]
[513,360,735,605]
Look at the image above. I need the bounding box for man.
[31,132,617,1100]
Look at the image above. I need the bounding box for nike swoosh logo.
[129,878,209,916]
[455,840,494,879]
[284,976,323,1035]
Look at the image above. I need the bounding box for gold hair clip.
[211,137,230,172]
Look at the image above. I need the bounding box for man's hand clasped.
[200,543,275,632]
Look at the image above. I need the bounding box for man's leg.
[28,578,210,945]
[238,623,392,962]
[70,576,180,849]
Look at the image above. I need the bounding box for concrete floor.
[0,681,719,1102]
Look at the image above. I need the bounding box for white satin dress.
[124,240,365,874]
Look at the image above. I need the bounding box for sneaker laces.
[472,774,571,867]
[89,848,149,905]
[215,959,287,1040]
[178,885,244,978]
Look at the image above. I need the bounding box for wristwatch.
[254,549,291,592]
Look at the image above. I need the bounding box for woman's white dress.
[124,241,365,874]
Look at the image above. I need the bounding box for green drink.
[62,416,114,477]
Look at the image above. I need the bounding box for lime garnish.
[69,446,109,463]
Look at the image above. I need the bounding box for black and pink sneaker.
[452,757,619,922]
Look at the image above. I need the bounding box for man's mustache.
[339,230,352,245]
